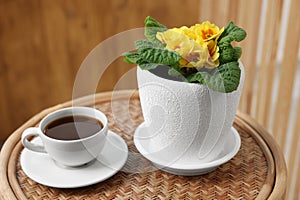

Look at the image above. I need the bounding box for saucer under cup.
[21,130,128,188]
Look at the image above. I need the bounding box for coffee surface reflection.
[44,115,103,140]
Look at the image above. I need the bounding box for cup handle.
[22,127,46,153]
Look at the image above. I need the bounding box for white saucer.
[20,130,128,188]
[134,123,241,176]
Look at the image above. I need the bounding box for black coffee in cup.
[44,115,103,140]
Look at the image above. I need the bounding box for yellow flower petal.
[156,21,224,69]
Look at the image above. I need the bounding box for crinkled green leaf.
[218,46,234,64]
[144,16,167,44]
[186,71,210,84]
[135,40,165,50]
[139,63,161,70]
[167,64,184,80]
[139,48,181,66]
[208,61,241,93]
[218,22,246,65]
[122,52,141,64]
[219,22,247,43]
[232,47,242,61]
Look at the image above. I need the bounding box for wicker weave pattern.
[14,98,268,200]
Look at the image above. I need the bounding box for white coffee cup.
[22,107,108,167]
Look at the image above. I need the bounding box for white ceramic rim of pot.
[38,106,108,143]
[137,60,245,94]
[138,60,243,91]
[138,66,205,88]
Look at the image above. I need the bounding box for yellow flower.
[157,30,214,69]
[156,21,224,69]
[191,22,223,67]
[190,21,224,42]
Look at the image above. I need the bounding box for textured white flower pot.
[137,62,244,164]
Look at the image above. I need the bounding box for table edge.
[237,111,287,200]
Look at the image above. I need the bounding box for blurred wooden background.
[1,0,300,199]
[0,0,200,141]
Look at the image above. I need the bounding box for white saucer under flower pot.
[135,61,244,169]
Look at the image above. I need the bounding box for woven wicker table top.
[0,90,287,200]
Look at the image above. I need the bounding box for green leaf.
[186,71,210,84]
[208,61,241,93]
[139,48,181,66]
[219,22,247,43]
[232,47,242,60]
[139,63,161,70]
[144,16,167,44]
[167,64,184,79]
[122,52,141,64]
[145,16,166,29]
[218,22,246,65]
[218,46,234,64]
[135,40,164,51]
[168,68,180,77]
